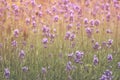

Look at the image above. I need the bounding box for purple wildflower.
[85,0,90,6]
[69,33,76,41]
[32,21,36,28]
[100,69,112,80]
[100,74,107,80]
[113,0,119,4]
[96,29,99,33]
[86,27,92,38]
[25,18,30,25]
[93,42,101,50]
[93,55,99,65]
[12,4,17,10]
[106,12,111,22]
[74,5,80,11]
[107,39,113,46]
[14,5,19,14]
[42,38,48,44]
[4,68,10,79]
[66,61,73,72]
[32,16,36,21]
[46,10,52,16]
[31,0,36,7]
[114,3,120,9]
[104,69,112,77]
[42,67,47,74]
[91,10,96,17]
[76,23,81,30]
[22,41,26,46]
[69,14,74,22]
[94,19,100,26]
[38,11,42,17]
[106,29,112,34]
[42,25,49,33]
[118,62,120,68]
[49,34,55,40]
[11,40,17,47]
[102,41,107,47]
[75,51,84,59]
[117,14,120,21]
[52,6,57,12]
[63,0,69,5]
[38,4,42,10]
[14,29,19,37]
[19,50,25,59]
[107,54,113,62]
[53,28,56,33]
[68,53,74,59]
[84,18,89,25]
[65,31,71,40]
[54,15,59,22]
[75,51,84,63]
[22,66,28,72]
[105,3,110,11]
[89,19,94,27]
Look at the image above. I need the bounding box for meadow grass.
[0,0,120,80]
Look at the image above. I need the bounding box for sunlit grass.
[0,0,120,80]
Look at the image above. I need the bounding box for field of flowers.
[0,0,120,80]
